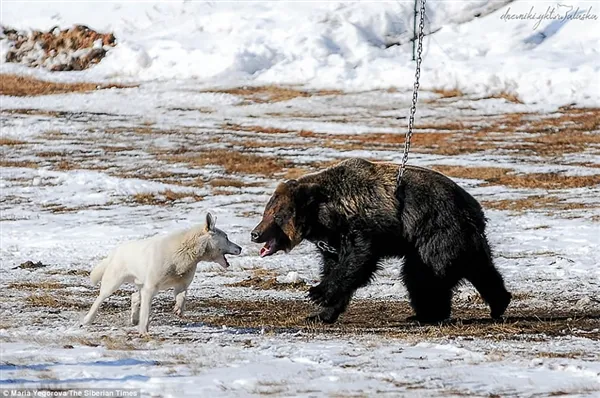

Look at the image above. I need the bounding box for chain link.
[316,240,337,254]
[397,0,427,185]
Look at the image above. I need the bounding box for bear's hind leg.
[403,253,454,324]
[465,256,511,319]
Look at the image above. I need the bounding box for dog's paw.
[173,307,184,317]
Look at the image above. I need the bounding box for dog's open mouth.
[259,239,277,257]
[216,255,230,268]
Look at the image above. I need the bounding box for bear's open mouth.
[259,239,277,257]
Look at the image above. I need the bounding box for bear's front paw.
[308,283,341,307]
[305,307,340,324]
[308,284,329,306]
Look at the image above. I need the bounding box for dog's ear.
[205,212,216,231]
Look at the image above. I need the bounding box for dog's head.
[250,180,324,257]
[204,212,242,268]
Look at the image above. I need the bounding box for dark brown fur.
[251,158,511,324]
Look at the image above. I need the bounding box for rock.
[279,271,301,284]
[15,260,46,270]
[1,24,116,71]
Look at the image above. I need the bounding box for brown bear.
[251,158,511,324]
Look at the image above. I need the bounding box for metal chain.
[397,0,427,185]
[316,240,337,254]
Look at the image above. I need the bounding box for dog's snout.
[233,244,242,255]
[250,230,260,242]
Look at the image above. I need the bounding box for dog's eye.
[274,215,282,224]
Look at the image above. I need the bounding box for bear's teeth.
[260,245,270,257]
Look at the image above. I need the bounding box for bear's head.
[250,179,323,257]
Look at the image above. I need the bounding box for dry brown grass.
[0,137,27,146]
[295,108,599,158]
[46,269,89,277]
[100,145,137,153]
[41,130,69,140]
[157,149,297,177]
[433,88,464,99]
[104,126,183,136]
[0,159,39,168]
[54,160,78,171]
[41,202,114,214]
[101,335,138,351]
[298,129,486,156]
[71,336,139,350]
[175,177,206,188]
[226,276,309,292]
[109,169,205,187]
[483,196,592,212]
[0,74,132,97]
[8,281,65,290]
[496,173,599,190]
[185,298,600,340]
[430,165,512,182]
[131,189,203,206]
[222,123,293,134]
[430,165,599,190]
[210,188,237,196]
[205,85,341,104]
[240,210,262,218]
[210,178,262,188]
[26,293,60,307]
[483,91,523,104]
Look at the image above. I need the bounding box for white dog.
[83,213,242,333]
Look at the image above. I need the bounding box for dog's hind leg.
[130,291,141,326]
[82,272,126,325]
[173,286,186,317]
[138,285,157,334]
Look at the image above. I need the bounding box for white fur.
[82,213,241,333]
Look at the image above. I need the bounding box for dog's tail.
[90,257,110,285]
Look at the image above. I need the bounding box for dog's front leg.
[307,232,378,320]
[130,291,140,326]
[138,286,156,334]
[173,286,186,317]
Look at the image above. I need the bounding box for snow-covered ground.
[1,81,599,397]
[2,0,599,106]
[1,1,600,397]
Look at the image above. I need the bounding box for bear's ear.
[285,179,299,188]
[296,183,326,208]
